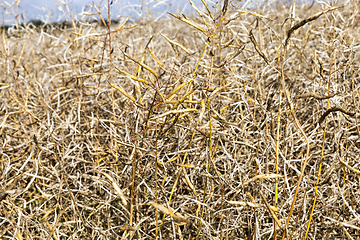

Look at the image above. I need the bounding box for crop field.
[0,0,360,239]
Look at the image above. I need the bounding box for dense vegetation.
[1,0,359,239]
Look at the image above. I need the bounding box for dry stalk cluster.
[0,0,360,239]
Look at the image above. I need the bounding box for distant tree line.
[1,19,122,32]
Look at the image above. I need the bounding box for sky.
[2,0,215,24]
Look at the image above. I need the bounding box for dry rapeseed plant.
[0,0,360,239]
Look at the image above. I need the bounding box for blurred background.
[2,0,219,24]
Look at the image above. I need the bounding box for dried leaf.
[243,174,282,187]
[176,164,196,168]
[188,0,209,26]
[183,168,197,196]
[148,48,165,68]
[168,12,207,34]
[260,191,283,230]
[339,158,360,175]
[249,30,270,65]
[201,0,213,20]
[166,79,193,100]
[108,80,136,103]
[110,17,131,38]
[296,92,336,100]
[97,171,127,206]
[122,51,159,79]
[115,67,149,85]
[148,201,190,223]
[227,200,262,208]
[285,6,341,46]
[159,32,192,55]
